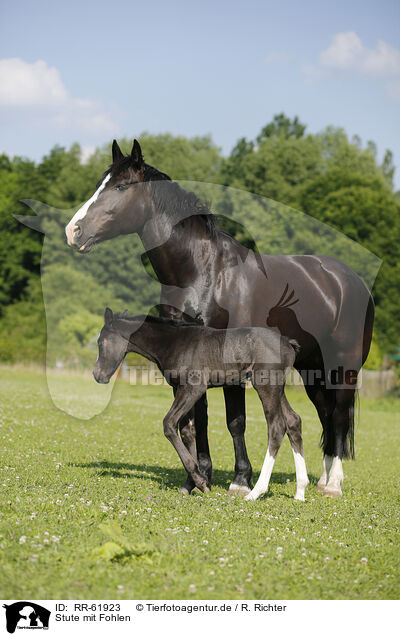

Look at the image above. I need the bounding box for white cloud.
[362,40,400,76]
[301,33,400,101]
[320,32,400,77]
[80,145,96,163]
[0,58,67,106]
[0,58,118,135]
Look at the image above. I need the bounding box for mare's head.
[93,308,128,384]
[65,139,170,252]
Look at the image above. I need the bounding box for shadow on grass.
[69,460,319,492]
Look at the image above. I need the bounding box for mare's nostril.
[74,222,83,239]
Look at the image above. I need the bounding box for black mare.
[66,139,374,498]
[93,309,309,500]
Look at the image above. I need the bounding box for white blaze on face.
[65,173,111,245]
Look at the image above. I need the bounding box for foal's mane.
[114,313,202,329]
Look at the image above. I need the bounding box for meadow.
[0,367,399,600]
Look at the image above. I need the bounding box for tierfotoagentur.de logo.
[2,602,51,633]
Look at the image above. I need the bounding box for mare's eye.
[115,184,128,191]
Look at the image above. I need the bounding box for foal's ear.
[104,307,114,326]
[112,140,124,163]
[131,139,143,169]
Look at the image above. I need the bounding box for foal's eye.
[115,184,128,191]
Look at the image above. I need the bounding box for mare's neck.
[138,199,216,288]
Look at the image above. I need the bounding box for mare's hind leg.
[245,386,285,501]
[281,393,309,501]
[303,383,335,493]
[224,385,252,495]
[305,382,355,498]
[323,387,356,498]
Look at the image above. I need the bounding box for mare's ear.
[131,139,143,169]
[112,140,124,163]
[122,309,129,317]
[104,307,114,326]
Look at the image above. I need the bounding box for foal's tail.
[288,338,301,356]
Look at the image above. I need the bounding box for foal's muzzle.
[93,369,110,384]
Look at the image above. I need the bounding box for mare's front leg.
[194,393,213,485]
[164,386,209,492]
[223,385,252,495]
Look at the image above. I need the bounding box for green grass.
[0,367,399,600]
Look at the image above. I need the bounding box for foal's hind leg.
[281,393,309,501]
[245,386,285,501]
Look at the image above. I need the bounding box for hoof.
[179,487,191,495]
[324,487,342,498]
[316,483,326,493]
[244,490,260,501]
[193,479,210,493]
[228,484,251,497]
[294,494,306,502]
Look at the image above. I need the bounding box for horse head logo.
[3,602,50,634]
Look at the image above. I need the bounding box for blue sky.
[0,0,399,184]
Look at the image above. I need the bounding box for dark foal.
[93,308,309,500]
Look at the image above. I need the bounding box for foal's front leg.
[178,408,197,496]
[173,383,198,494]
[164,386,209,492]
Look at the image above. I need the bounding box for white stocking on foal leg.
[317,455,333,493]
[292,451,309,501]
[281,394,309,501]
[244,448,275,501]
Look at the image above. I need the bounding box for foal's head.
[65,139,170,252]
[93,308,128,384]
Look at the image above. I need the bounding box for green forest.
[0,114,399,369]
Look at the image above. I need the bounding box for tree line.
[0,115,398,368]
